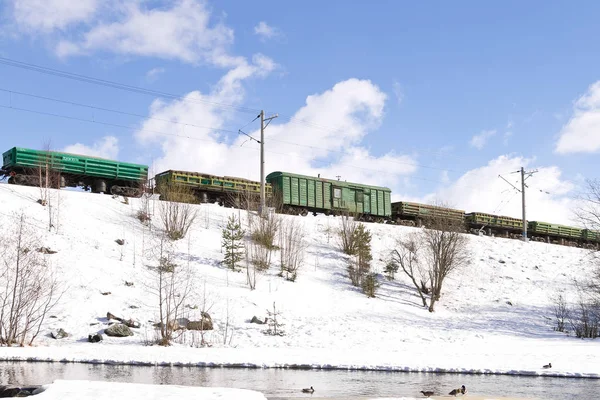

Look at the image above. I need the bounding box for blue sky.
[1,0,599,225]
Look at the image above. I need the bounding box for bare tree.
[245,240,257,290]
[158,183,198,240]
[337,213,358,255]
[278,219,307,281]
[551,292,569,332]
[136,193,152,225]
[250,212,280,249]
[391,233,430,308]
[144,233,192,345]
[0,214,61,346]
[574,179,600,304]
[422,213,470,312]
[574,179,600,231]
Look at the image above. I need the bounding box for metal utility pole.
[499,167,538,242]
[259,110,278,216]
[520,167,527,241]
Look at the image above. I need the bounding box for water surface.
[1,362,598,399]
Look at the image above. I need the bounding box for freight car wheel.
[300,209,308,217]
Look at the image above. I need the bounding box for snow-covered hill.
[0,183,598,378]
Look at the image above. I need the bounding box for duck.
[301,386,314,393]
[420,390,435,397]
[449,385,466,396]
[543,362,552,369]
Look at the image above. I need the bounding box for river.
[0,362,598,399]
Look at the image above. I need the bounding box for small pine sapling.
[222,215,245,271]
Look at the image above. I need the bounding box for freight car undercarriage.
[2,170,143,198]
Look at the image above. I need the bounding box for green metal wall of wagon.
[392,201,465,226]
[466,212,523,231]
[527,221,582,240]
[266,171,391,218]
[1,147,148,196]
[155,170,272,207]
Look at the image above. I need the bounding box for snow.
[0,183,599,380]
[33,379,266,400]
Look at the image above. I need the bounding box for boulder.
[153,318,188,331]
[0,386,21,397]
[187,313,213,331]
[250,316,267,324]
[88,333,103,343]
[37,247,57,254]
[50,328,68,339]
[106,312,140,328]
[104,323,133,337]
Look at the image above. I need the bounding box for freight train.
[2,147,597,248]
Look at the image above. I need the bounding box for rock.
[37,247,57,254]
[107,312,140,328]
[88,333,103,343]
[187,313,213,331]
[506,301,513,306]
[115,239,125,246]
[50,328,68,339]
[124,281,134,287]
[499,260,506,264]
[0,387,21,397]
[250,316,267,324]
[153,318,188,331]
[101,292,111,296]
[104,323,133,337]
[107,312,118,321]
[122,319,141,329]
[176,318,190,329]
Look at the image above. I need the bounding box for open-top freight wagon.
[154,170,272,208]
[1,147,148,197]
[392,201,465,227]
[266,171,392,220]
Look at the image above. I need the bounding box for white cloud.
[253,21,279,40]
[10,0,99,32]
[555,81,600,154]
[392,79,403,105]
[469,129,496,150]
[503,131,513,145]
[53,0,240,66]
[146,67,165,82]
[421,155,577,225]
[135,75,417,190]
[63,136,119,160]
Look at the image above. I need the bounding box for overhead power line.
[0,56,261,115]
[0,102,496,193]
[0,86,461,174]
[0,56,488,166]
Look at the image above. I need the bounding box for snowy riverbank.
[0,184,598,379]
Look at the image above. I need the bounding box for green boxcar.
[266,171,391,218]
[392,202,465,223]
[155,170,272,206]
[1,147,148,196]
[528,221,582,239]
[465,212,523,230]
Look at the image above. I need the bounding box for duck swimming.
[543,362,552,369]
[449,385,466,396]
[420,390,435,397]
[301,386,314,393]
